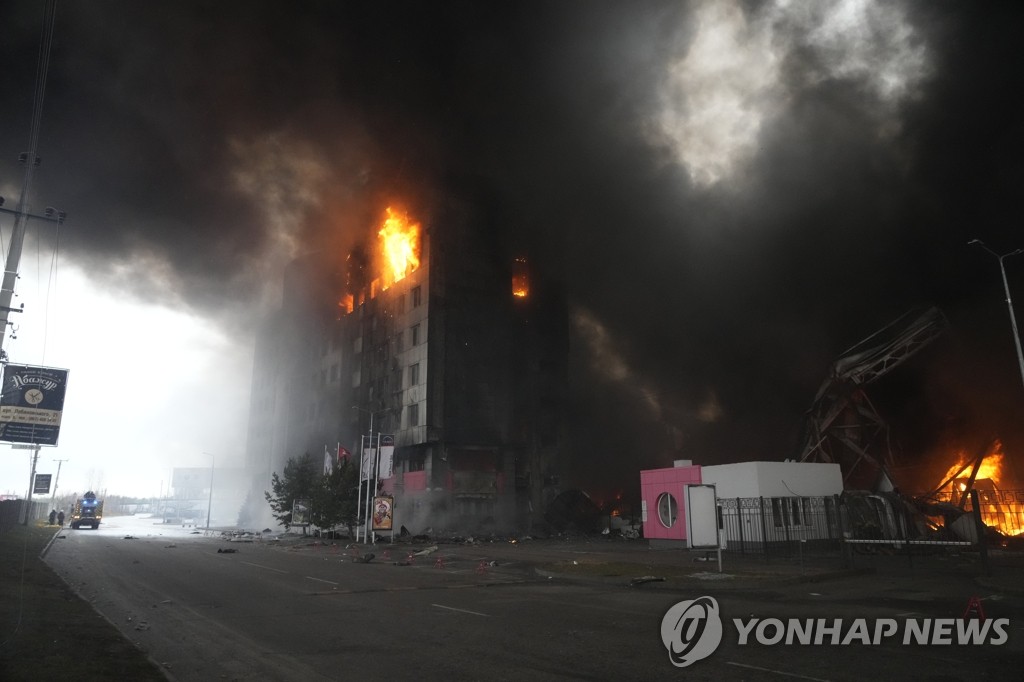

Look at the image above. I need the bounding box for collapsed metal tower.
[798,307,948,489]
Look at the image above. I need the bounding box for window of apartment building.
[411,324,420,346]
[408,454,425,472]
[395,331,404,353]
[407,402,420,427]
[408,362,420,387]
[352,369,361,387]
[397,293,406,314]
[412,285,422,307]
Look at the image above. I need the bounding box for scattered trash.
[217,548,239,554]
[353,553,375,564]
[160,599,172,604]
[434,557,446,569]
[413,545,438,557]
[134,622,151,631]
[123,535,136,540]
[164,544,176,549]
[629,576,665,587]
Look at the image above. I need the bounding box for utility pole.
[50,458,68,508]
[21,445,41,525]
[0,0,63,358]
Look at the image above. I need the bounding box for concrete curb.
[38,527,64,559]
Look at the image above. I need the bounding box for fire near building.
[243,197,567,533]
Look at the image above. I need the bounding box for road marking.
[306,576,338,585]
[432,603,490,617]
[727,662,830,681]
[240,561,288,574]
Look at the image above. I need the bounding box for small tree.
[265,453,320,532]
[265,453,362,535]
[313,458,361,537]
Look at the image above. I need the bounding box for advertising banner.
[0,364,70,446]
[371,495,394,531]
[292,498,310,526]
[378,434,395,479]
[361,446,375,481]
[33,473,51,494]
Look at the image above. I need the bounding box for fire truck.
[70,491,103,530]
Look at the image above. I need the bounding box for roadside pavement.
[258,531,1022,597]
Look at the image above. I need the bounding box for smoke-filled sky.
[2,0,1023,500]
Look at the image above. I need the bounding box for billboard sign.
[685,484,721,549]
[292,498,310,526]
[33,473,52,494]
[371,495,394,531]
[0,364,70,446]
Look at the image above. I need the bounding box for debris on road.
[412,545,439,556]
[164,544,176,549]
[123,535,136,540]
[217,548,239,554]
[353,553,375,564]
[628,576,665,587]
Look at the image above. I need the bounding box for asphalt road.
[43,515,1024,681]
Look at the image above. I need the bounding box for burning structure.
[794,307,1024,546]
[243,195,567,533]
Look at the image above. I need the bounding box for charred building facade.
[244,198,567,533]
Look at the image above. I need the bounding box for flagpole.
[371,431,382,545]
[355,435,364,542]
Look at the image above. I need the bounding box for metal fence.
[718,495,844,557]
[715,489,1024,562]
[927,489,1024,538]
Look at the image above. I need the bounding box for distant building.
[244,194,567,533]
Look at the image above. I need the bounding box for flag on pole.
[338,445,351,462]
[361,446,376,480]
[323,445,333,475]
[378,435,395,479]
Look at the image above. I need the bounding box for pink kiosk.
[640,460,703,548]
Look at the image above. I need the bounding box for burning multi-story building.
[243,197,567,533]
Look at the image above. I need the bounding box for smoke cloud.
[2,1,1022,499]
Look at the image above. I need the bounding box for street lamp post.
[203,452,215,530]
[969,240,1024,391]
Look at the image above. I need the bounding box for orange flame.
[933,442,1023,537]
[941,452,1003,487]
[512,257,529,298]
[378,207,420,286]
